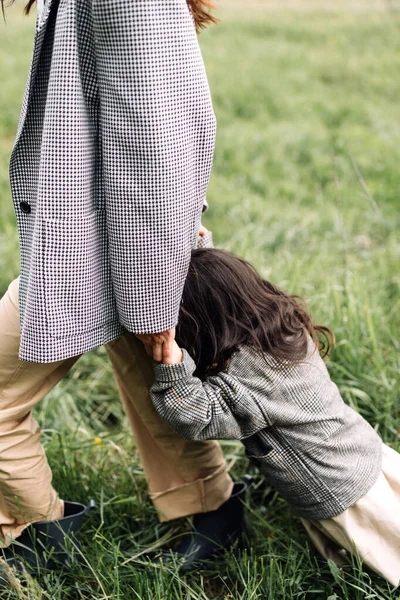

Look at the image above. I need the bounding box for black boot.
[158,476,251,571]
[0,500,96,577]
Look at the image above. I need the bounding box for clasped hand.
[136,329,183,365]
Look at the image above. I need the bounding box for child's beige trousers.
[0,278,233,546]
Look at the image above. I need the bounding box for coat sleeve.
[151,351,268,441]
[91,0,216,333]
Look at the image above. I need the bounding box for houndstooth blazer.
[151,341,383,520]
[10,0,216,363]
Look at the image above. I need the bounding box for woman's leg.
[0,278,80,546]
[105,333,233,521]
[0,278,233,547]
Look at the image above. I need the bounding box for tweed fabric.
[10,0,216,362]
[151,340,383,520]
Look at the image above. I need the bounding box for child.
[139,248,400,587]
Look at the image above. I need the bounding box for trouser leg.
[0,278,79,546]
[105,333,233,521]
[0,276,233,543]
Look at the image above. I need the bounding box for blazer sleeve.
[91,0,216,332]
[151,351,268,441]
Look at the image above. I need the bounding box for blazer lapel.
[12,0,57,149]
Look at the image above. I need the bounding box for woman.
[0,0,244,570]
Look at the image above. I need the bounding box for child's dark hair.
[177,248,334,379]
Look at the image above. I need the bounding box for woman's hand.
[198,224,208,244]
[136,329,183,365]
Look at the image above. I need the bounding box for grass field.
[1,1,400,598]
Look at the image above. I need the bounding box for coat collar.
[36,0,55,32]
[12,0,57,151]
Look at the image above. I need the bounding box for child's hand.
[164,340,183,365]
[136,329,183,365]
[136,329,174,363]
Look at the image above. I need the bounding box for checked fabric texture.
[9,0,216,362]
[151,338,383,520]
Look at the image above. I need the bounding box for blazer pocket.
[254,445,326,505]
[42,211,116,338]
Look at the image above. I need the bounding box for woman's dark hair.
[2,0,217,32]
[177,248,334,379]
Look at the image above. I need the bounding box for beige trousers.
[302,444,400,587]
[0,278,233,547]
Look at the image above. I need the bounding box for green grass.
[1,2,400,598]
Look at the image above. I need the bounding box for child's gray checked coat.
[151,342,383,520]
[10,0,216,363]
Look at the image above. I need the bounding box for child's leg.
[105,333,234,521]
[301,518,347,567]
[302,444,400,587]
[0,278,80,546]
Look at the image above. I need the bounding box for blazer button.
[20,202,31,214]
